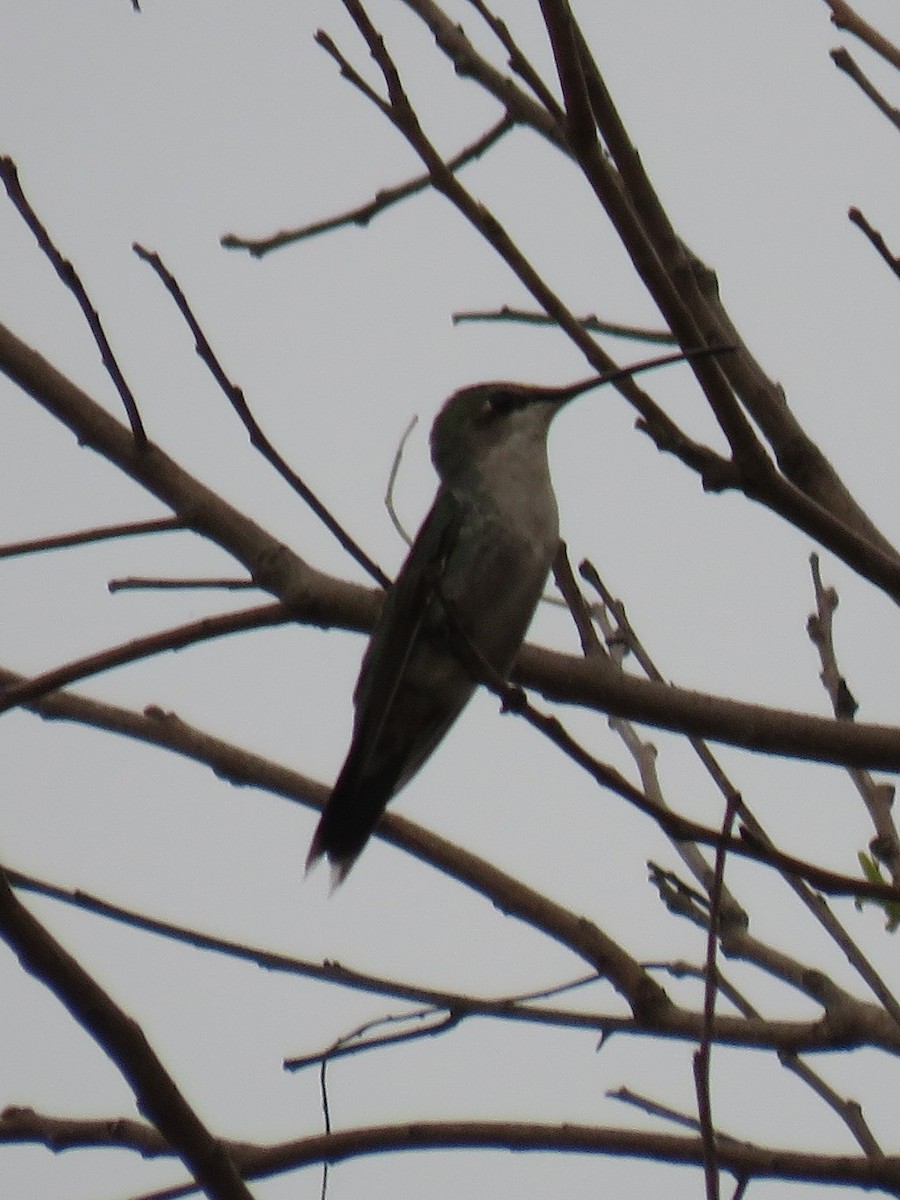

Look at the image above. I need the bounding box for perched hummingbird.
[307,349,709,881]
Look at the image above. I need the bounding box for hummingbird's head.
[430,379,592,485]
[428,347,726,485]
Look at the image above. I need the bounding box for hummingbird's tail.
[304,831,355,888]
[305,754,399,883]
[305,814,362,886]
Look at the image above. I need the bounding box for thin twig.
[384,415,418,547]
[822,0,900,71]
[694,792,739,1200]
[452,305,676,344]
[0,602,290,717]
[324,3,731,489]
[551,542,604,658]
[464,0,565,120]
[288,1009,459,1071]
[777,1052,883,1158]
[4,867,608,1034]
[647,958,757,1019]
[318,1060,330,1200]
[848,207,900,282]
[608,1087,747,1146]
[0,870,253,1200]
[831,47,900,131]
[222,115,514,255]
[133,243,390,589]
[0,156,147,446]
[0,516,182,559]
[576,558,745,923]
[108,576,256,593]
[437,555,900,903]
[289,968,605,1072]
[582,558,900,1027]
[808,553,900,881]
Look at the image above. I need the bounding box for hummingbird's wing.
[352,489,462,745]
[306,487,465,878]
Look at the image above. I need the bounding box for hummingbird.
[307,348,711,881]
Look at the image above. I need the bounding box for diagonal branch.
[221,114,515,255]
[831,47,900,131]
[537,0,596,154]
[0,516,183,559]
[822,0,900,71]
[452,306,676,344]
[0,156,147,446]
[7,668,900,1051]
[331,4,900,600]
[848,207,900,283]
[329,3,734,484]
[568,22,900,564]
[0,602,289,716]
[808,554,900,884]
[0,870,254,1200]
[463,0,565,120]
[0,319,378,628]
[133,244,389,588]
[581,561,900,1027]
[5,325,900,772]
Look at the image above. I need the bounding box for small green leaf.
[855,852,900,932]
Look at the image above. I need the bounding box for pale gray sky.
[2,3,899,1198]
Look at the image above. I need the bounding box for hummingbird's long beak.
[539,344,730,405]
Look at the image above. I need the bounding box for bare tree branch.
[0,602,290,716]
[808,554,900,882]
[0,516,182,559]
[0,1106,171,1156]
[221,114,515,255]
[0,320,377,625]
[452,305,677,344]
[133,243,390,588]
[128,1119,900,1197]
[0,156,147,446]
[7,7,900,1194]
[580,560,900,1025]
[0,870,254,1200]
[831,46,900,131]
[108,575,256,593]
[5,322,900,772]
[848,206,900,282]
[822,0,900,71]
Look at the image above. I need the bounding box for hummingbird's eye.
[487,389,524,417]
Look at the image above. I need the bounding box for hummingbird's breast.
[444,464,560,672]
